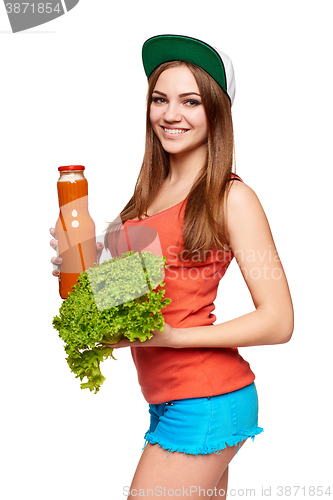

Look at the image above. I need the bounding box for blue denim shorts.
[143,382,263,456]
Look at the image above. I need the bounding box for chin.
[162,145,189,155]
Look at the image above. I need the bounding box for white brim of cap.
[214,47,236,106]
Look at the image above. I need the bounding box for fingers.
[50,227,58,250]
[51,255,62,265]
[50,238,58,250]
[96,241,104,263]
[101,338,133,349]
[51,253,61,277]
[50,227,60,277]
[50,228,105,276]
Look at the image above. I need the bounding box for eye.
[152,97,167,104]
[184,99,201,107]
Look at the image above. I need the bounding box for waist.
[131,346,256,404]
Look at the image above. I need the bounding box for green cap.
[142,34,235,105]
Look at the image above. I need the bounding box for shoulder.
[227,178,262,213]
[225,179,270,242]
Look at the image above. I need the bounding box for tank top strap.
[228,173,243,182]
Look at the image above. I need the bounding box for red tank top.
[116,177,255,403]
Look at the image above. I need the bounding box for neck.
[167,144,207,186]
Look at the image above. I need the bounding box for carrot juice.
[55,165,97,299]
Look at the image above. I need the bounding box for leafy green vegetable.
[53,251,171,393]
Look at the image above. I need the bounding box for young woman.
[50,35,294,499]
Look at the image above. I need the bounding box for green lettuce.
[52,251,171,393]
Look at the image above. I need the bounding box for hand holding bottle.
[50,227,104,277]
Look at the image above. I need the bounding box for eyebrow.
[152,90,201,98]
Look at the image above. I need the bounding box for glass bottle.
[55,165,97,298]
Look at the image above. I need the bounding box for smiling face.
[149,65,208,157]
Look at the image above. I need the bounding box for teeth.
[163,128,187,134]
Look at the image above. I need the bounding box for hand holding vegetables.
[52,250,171,393]
[102,322,176,349]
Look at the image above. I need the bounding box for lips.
[161,126,189,135]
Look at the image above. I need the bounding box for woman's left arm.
[174,180,294,349]
[107,181,294,350]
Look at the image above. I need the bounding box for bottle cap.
[58,165,85,171]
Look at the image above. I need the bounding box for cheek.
[193,116,208,137]
[149,106,159,128]
[189,109,208,132]
[200,114,209,137]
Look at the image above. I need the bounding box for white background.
[1,1,332,498]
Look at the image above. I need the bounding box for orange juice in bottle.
[55,165,97,299]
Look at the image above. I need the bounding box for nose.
[163,101,182,123]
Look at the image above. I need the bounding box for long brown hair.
[104,60,235,261]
